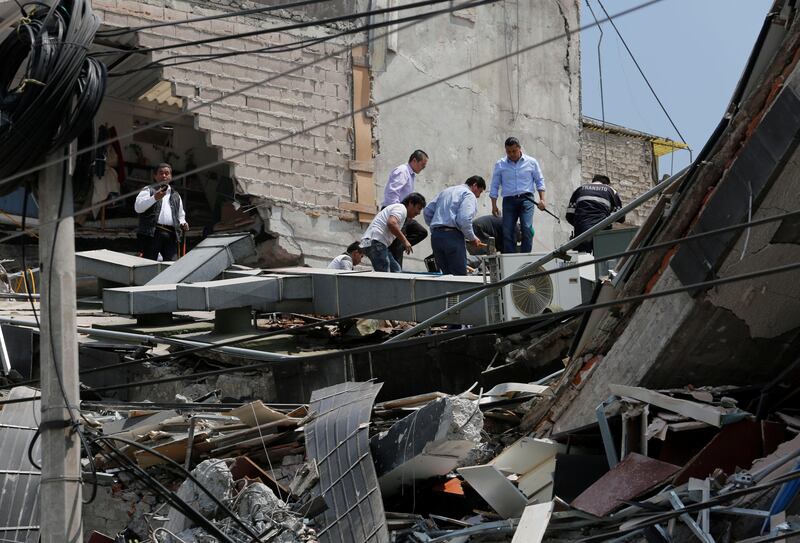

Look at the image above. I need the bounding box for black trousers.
[388,219,428,267]
[140,229,179,261]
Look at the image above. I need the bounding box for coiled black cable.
[0,0,106,193]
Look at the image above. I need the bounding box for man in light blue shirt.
[489,137,547,253]
[424,176,487,275]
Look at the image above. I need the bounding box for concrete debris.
[371,396,483,495]
[164,459,234,534]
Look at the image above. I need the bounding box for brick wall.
[580,126,657,226]
[93,0,362,265]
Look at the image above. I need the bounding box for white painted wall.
[372,0,582,269]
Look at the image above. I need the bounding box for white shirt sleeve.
[176,193,187,225]
[134,188,156,214]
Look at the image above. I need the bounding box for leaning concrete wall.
[552,110,800,435]
[371,0,582,266]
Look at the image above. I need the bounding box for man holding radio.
[134,163,189,261]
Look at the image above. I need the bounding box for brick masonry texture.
[580,128,659,226]
[93,0,360,265]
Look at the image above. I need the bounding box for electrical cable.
[574,466,800,542]
[95,0,338,37]
[92,435,262,543]
[584,0,608,174]
[0,0,664,246]
[91,0,456,57]
[92,439,241,543]
[7,254,795,400]
[0,0,106,187]
[3,205,798,393]
[0,0,502,194]
[106,0,496,77]
[595,0,690,158]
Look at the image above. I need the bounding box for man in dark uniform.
[565,174,624,253]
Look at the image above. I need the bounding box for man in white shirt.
[360,193,426,272]
[327,242,364,270]
[134,163,188,261]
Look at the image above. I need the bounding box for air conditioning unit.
[496,253,583,321]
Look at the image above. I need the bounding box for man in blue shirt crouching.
[424,176,487,275]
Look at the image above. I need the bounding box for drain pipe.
[0,316,292,362]
[386,167,690,342]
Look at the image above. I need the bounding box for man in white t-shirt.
[360,193,426,272]
[327,242,364,270]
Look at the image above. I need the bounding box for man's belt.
[155,224,175,233]
[507,192,533,199]
[434,226,460,232]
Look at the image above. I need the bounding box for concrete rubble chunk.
[371,396,483,495]
[163,459,234,535]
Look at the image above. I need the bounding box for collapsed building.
[2,0,800,541]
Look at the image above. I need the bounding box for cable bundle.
[0,0,106,192]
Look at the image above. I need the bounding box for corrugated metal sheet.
[306,382,389,543]
[0,387,41,543]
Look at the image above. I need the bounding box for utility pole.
[38,151,82,542]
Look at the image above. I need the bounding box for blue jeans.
[364,241,400,272]
[431,229,467,276]
[502,195,534,253]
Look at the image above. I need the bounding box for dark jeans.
[140,229,179,261]
[388,219,428,268]
[431,228,467,276]
[502,195,535,253]
[364,241,401,272]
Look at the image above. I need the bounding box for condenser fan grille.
[510,266,554,315]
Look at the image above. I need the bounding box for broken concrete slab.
[610,384,743,427]
[371,396,483,495]
[163,459,234,535]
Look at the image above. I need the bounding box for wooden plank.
[349,160,375,173]
[134,432,208,468]
[351,46,375,223]
[229,400,287,427]
[512,502,554,543]
[339,201,378,215]
[376,392,448,410]
[610,385,726,427]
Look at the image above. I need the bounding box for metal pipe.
[386,167,689,342]
[0,316,293,362]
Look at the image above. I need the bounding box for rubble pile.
[10,372,775,542]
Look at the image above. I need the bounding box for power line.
[584,0,608,174]
[0,0,497,191]
[95,0,336,37]
[91,0,455,57]
[0,0,664,249]
[106,0,492,77]
[60,258,800,396]
[2,206,798,398]
[595,0,690,156]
